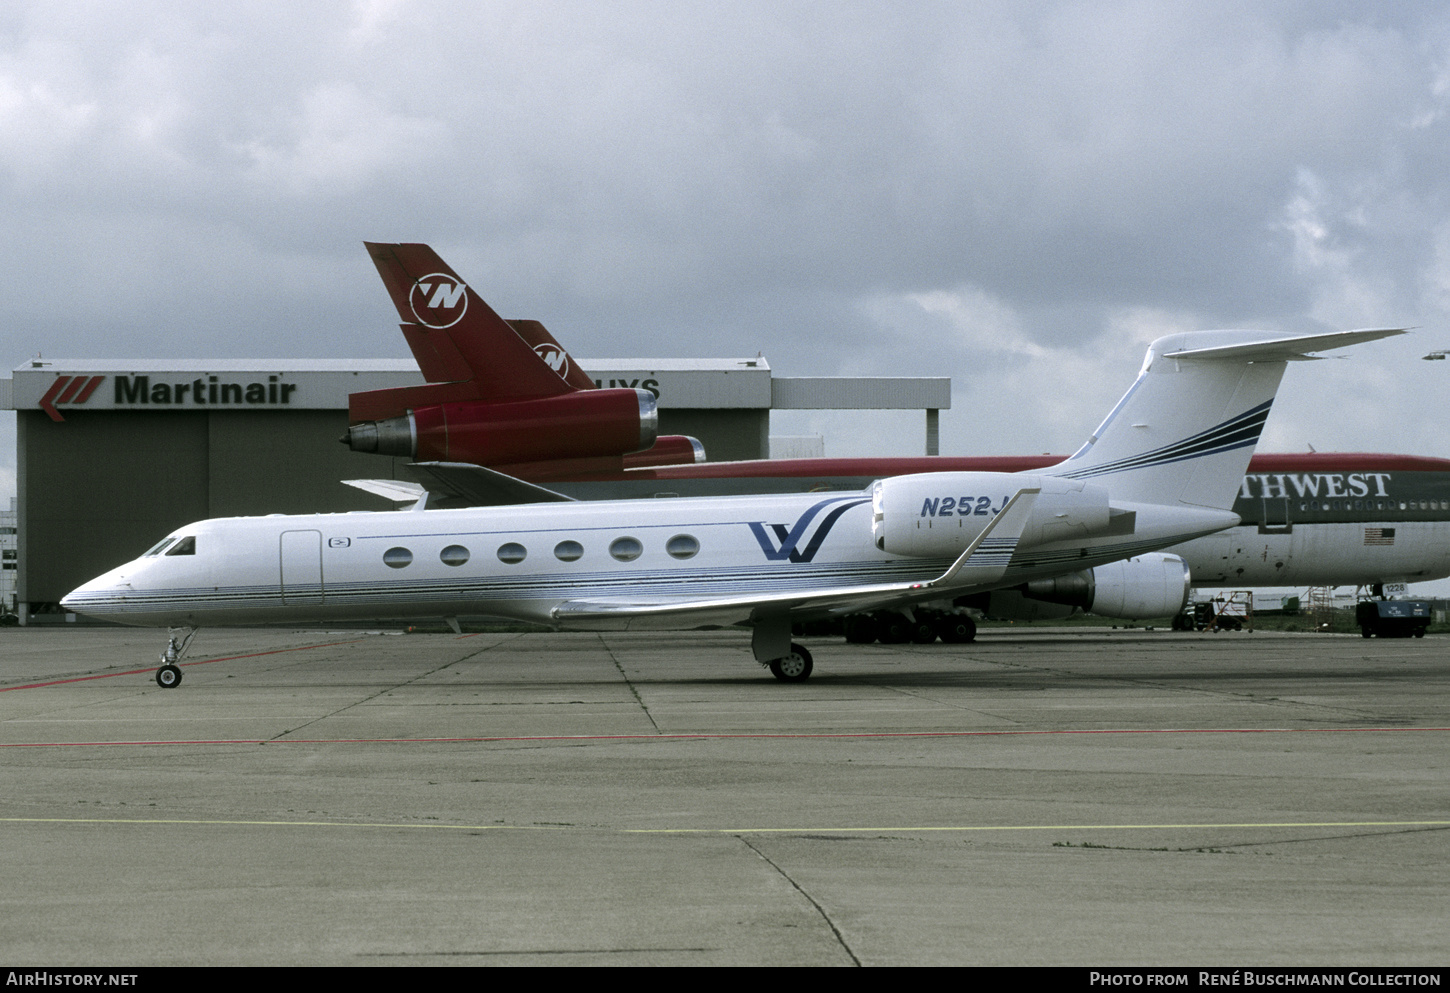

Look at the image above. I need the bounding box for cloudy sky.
[4,0,1450,510]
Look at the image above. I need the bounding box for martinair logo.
[39,375,105,422]
[408,273,468,329]
[750,496,870,563]
[535,343,571,379]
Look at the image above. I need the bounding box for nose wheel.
[155,627,198,689]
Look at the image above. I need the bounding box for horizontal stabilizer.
[401,462,577,507]
[1161,327,1408,362]
[341,478,427,505]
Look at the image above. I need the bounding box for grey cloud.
[3,0,1450,505]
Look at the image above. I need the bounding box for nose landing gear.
[156,627,198,688]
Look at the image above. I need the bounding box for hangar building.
[4,356,948,620]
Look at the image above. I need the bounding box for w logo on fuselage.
[409,273,469,329]
[749,496,870,563]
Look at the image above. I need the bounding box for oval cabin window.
[666,534,699,559]
[609,537,643,562]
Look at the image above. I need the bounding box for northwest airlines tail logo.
[749,496,870,563]
[408,273,468,329]
[534,343,571,379]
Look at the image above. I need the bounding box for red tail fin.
[506,319,598,392]
[354,242,576,421]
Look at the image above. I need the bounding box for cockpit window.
[144,538,177,557]
[165,536,196,556]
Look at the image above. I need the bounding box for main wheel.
[938,615,977,643]
[909,620,938,644]
[768,644,814,682]
[875,613,910,644]
[156,664,182,688]
[843,614,879,644]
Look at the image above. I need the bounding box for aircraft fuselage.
[61,482,1234,629]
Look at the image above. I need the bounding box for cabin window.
[440,545,470,567]
[497,542,527,565]
[609,537,643,562]
[666,534,699,559]
[554,540,583,562]
[145,538,177,556]
[165,536,196,556]
[383,547,413,569]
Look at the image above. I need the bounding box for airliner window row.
[381,534,702,569]
[1299,500,1449,512]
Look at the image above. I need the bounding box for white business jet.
[62,327,1402,686]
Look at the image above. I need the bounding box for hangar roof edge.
[12,357,771,374]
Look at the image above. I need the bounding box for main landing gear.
[767,644,814,683]
[753,619,814,682]
[156,627,198,689]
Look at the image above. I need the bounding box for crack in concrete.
[737,834,861,966]
[269,636,523,740]
[599,635,660,733]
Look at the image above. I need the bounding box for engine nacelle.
[1014,552,1191,620]
[345,388,657,465]
[872,472,1112,558]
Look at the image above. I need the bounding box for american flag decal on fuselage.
[1055,400,1273,481]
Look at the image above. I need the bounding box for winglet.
[925,487,1040,589]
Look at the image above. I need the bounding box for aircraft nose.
[60,568,131,618]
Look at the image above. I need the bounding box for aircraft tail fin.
[362,242,576,403]
[1044,328,1406,510]
[504,319,598,392]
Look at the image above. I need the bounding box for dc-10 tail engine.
[344,388,658,465]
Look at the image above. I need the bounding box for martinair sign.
[9,358,781,422]
[35,373,299,421]
[10,361,427,423]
